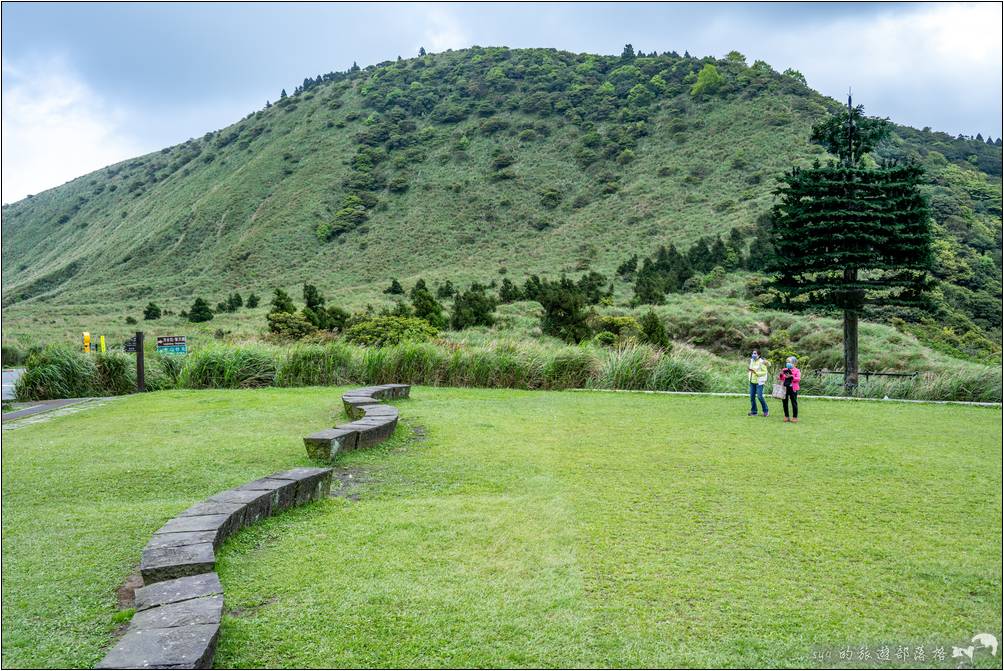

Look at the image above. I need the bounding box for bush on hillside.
[267,311,317,340]
[188,297,214,323]
[538,276,592,343]
[383,279,405,295]
[451,286,497,330]
[410,285,447,329]
[639,310,671,350]
[344,316,439,347]
[143,302,162,320]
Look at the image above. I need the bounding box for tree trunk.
[843,310,859,393]
[842,265,860,393]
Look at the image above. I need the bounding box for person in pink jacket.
[778,356,801,423]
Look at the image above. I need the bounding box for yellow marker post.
[99,335,106,353]
[83,332,91,353]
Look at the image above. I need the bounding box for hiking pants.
[749,382,768,415]
[783,388,798,419]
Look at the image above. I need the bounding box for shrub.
[498,277,523,303]
[540,188,562,209]
[246,293,261,309]
[593,315,642,338]
[383,279,405,295]
[143,302,162,320]
[388,175,409,193]
[451,286,497,330]
[491,153,515,170]
[188,297,214,322]
[270,288,296,314]
[593,331,618,347]
[538,277,592,343]
[344,316,439,347]
[690,63,724,96]
[267,311,317,340]
[639,310,671,349]
[411,286,447,329]
[479,117,509,135]
[436,280,456,299]
[125,316,138,325]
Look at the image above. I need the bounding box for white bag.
[771,383,786,399]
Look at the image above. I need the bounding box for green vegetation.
[142,302,162,320]
[13,334,1002,403]
[2,47,999,365]
[343,315,439,347]
[187,297,214,323]
[2,389,1000,667]
[768,104,934,389]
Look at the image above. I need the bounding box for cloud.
[740,3,1002,135]
[419,5,470,53]
[1,56,143,203]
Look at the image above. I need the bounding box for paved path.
[2,368,24,401]
[1,398,102,423]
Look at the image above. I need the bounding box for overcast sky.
[2,1,1001,203]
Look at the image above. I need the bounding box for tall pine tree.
[768,98,934,391]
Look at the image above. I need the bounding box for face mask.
[751,354,759,360]
[786,363,793,369]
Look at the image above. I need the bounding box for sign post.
[83,332,91,354]
[99,335,106,353]
[135,331,145,392]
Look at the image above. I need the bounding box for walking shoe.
[791,418,798,423]
[748,412,757,416]
[763,412,769,418]
[783,417,790,422]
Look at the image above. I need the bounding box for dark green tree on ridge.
[767,99,934,391]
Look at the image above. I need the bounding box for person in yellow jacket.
[747,349,769,417]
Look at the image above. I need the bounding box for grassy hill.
[2,47,1000,360]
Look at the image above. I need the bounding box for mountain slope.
[2,47,1000,352]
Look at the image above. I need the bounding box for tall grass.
[94,352,136,396]
[178,345,277,389]
[13,340,1002,403]
[14,345,99,400]
[276,343,355,387]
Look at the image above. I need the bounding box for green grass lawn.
[2,388,1001,668]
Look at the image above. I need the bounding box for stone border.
[97,385,410,669]
[303,384,410,460]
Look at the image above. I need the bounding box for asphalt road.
[2,368,23,401]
